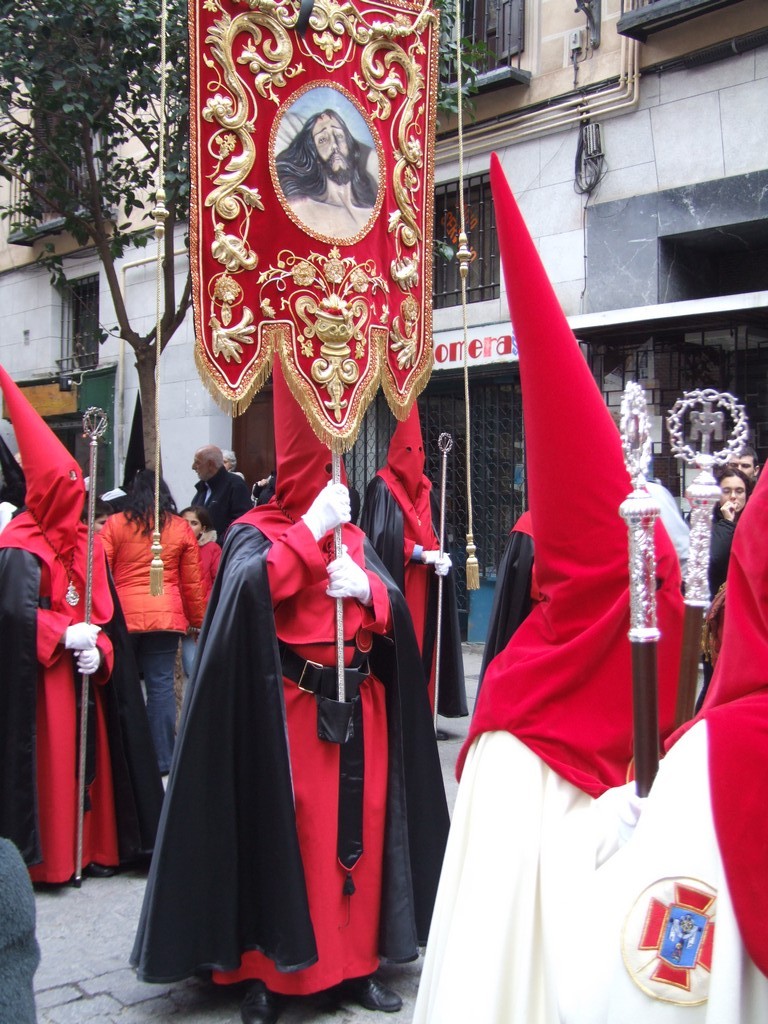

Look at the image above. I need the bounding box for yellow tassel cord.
[149,0,169,596]
[150,529,165,596]
[453,2,479,590]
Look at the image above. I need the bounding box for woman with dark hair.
[100,472,205,773]
[708,465,751,596]
[697,465,752,711]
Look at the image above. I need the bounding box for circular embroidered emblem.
[622,876,717,1005]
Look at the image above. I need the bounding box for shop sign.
[432,323,518,371]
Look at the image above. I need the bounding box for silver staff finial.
[82,407,109,442]
[667,389,748,608]
[667,388,748,471]
[620,381,652,488]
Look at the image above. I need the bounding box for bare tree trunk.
[135,344,159,472]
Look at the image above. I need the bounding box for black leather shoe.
[85,863,116,878]
[240,980,282,1024]
[345,974,403,1013]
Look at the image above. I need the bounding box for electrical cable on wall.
[575,120,606,195]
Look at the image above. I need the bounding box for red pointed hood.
[385,405,426,504]
[377,402,433,540]
[235,359,338,540]
[0,364,85,555]
[272,358,336,520]
[461,156,684,796]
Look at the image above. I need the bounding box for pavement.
[33,644,484,1024]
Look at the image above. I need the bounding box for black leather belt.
[279,643,370,702]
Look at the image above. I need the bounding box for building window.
[464,0,525,66]
[60,275,100,372]
[433,173,499,309]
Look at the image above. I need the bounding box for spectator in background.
[645,476,689,578]
[191,445,252,545]
[697,464,752,711]
[179,506,221,680]
[252,469,276,507]
[708,465,751,597]
[100,472,205,774]
[729,444,760,484]
[81,498,114,535]
[222,449,245,481]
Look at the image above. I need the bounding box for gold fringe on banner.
[193,344,275,418]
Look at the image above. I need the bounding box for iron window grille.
[59,274,100,373]
[433,173,500,309]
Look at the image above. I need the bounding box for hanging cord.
[453,0,479,590]
[150,0,170,596]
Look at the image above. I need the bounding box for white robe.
[559,720,768,1024]
[413,730,595,1024]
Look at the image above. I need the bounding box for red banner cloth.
[189,0,438,450]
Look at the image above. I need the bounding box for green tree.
[0,0,189,460]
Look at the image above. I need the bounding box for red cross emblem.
[623,877,717,1005]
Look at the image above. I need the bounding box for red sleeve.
[266,520,328,604]
[93,628,114,686]
[36,612,114,685]
[360,572,392,634]
[36,608,74,667]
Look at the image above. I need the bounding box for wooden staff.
[667,388,748,727]
[433,433,453,731]
[619,383,661,797]
[74,407,108,887]
[332,452,345,703]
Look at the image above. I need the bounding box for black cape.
[131,523,450,983]
[0,547,164,867]
[476,526,535,699]
[359,475,467,718]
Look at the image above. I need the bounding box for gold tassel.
[465,534,480,590]
[149,530,164,596]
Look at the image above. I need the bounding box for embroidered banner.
[190,0,438,451]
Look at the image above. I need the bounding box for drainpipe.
[437,37,640,163]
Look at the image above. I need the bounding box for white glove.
[76,648,101,675]
[423,550,452,577]
[326,546,372,605]
[594,781,647,865]
[64,622,101,650]
[302,482,351,541]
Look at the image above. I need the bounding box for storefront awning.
[568,291,768,345]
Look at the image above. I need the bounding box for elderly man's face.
[312,114,351,181]
[192,450,215,481]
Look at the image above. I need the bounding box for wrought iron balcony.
[445,0,530,92]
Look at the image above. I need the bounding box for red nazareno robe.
[213,516,392,995]
[2,516,119,883]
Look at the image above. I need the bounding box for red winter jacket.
[100,512,205,634]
